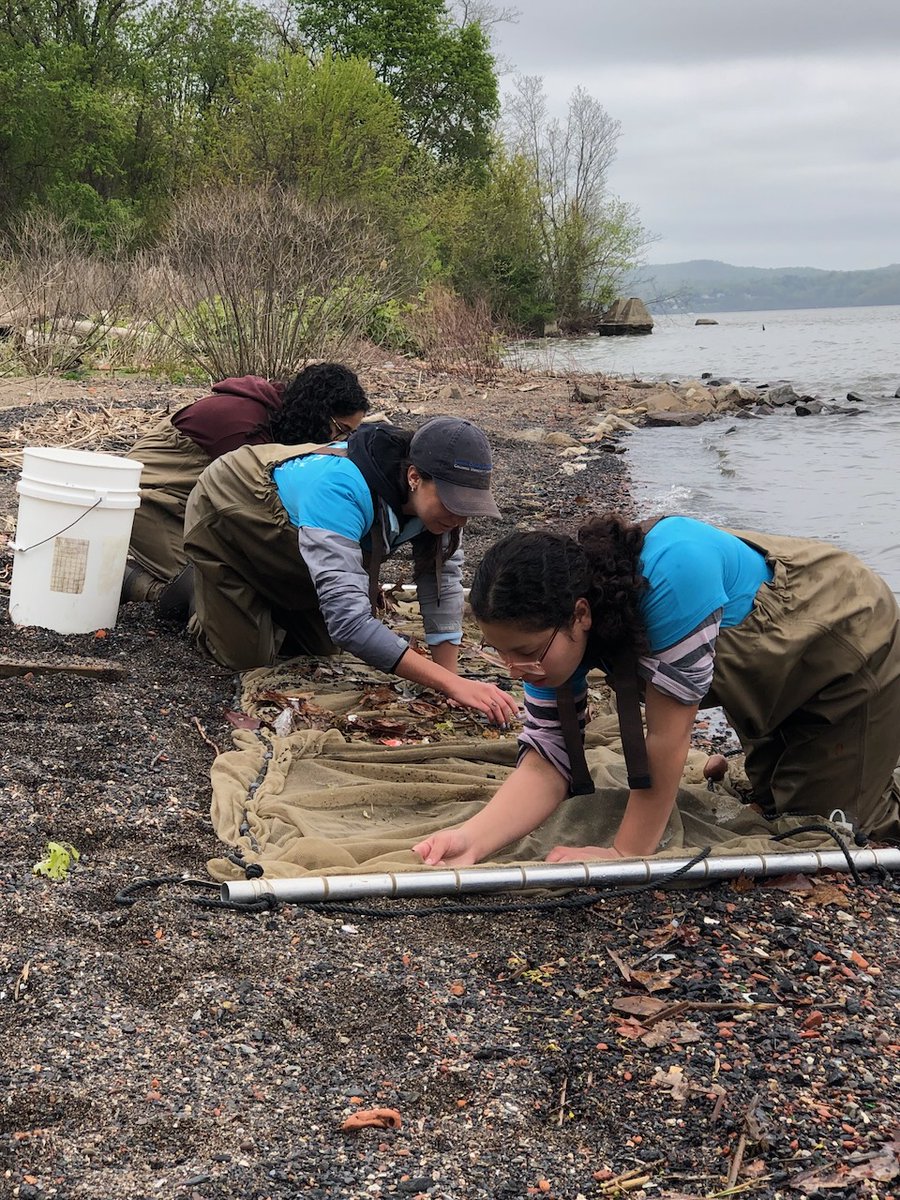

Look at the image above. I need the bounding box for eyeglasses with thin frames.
[476,626,560,679]
[331,417,355,438]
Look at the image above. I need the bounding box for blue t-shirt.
[273,449,425,550]
[639,517,772,650]
[523,518,771,707]
[273,450,374,541]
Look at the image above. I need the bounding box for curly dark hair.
[270,363,369,444]
[470,515,649,658]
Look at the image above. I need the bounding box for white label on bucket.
[50,536,89,594]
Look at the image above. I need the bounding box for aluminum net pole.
[220,846,900,905]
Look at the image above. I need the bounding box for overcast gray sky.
[488,0,900,270]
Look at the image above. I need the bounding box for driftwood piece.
[0,658,128,681]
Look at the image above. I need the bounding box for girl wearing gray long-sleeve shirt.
[183,418,519,727]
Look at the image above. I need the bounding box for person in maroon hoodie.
[122,363,369,609]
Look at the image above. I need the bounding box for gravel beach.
[1,364,899,1200]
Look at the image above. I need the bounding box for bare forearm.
[613,728,691,855]
[394,646,457,692]
[429,640,459,672]
[458,751,569,861]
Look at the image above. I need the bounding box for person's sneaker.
[121,562,165,604]
[156,564,195,622]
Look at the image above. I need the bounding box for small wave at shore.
[625,400,900,595]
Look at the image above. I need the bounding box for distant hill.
[624,260,900,313]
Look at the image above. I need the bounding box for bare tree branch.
[146,186,401,379]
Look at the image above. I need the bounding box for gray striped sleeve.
[516,677,589,792]
[637,608,723,705]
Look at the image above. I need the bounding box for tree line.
[638,261,900,313]
[0,0,648,352]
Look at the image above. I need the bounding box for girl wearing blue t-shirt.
[183,417,520,727]
[414,515,900,865]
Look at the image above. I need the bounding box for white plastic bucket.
[8,447,144,634]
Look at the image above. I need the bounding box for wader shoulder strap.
[607,651,652,790]
[556,683,595,796]
[639,515,667,536]
[299,444,385,615]
[594,514,667,791]
[366,509,388,614]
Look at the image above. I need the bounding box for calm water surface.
[511,306,900,593]
[513,304,900,397]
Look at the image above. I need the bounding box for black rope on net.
[769,821,868,886]
[114,874,277,915]
[108,848,715,922]
[270,846,716,921]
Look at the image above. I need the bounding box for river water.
[512,305,900,594]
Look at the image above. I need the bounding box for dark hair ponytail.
[471,515,649,656]
[576,514,649,656]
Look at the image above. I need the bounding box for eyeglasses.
[331,418,355,438]
[477,626,560,679]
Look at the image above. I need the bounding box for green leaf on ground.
[32,841,80,881]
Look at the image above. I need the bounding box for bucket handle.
[14,496,104,554]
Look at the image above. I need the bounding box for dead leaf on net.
[408,698,446,718]
[346,715,414,738]
[224,710,261,731]
[357,686,401,710]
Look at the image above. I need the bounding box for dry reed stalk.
[0,406,166,470]
[404,284,500,381]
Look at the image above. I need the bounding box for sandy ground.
[1,362,899,1200]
